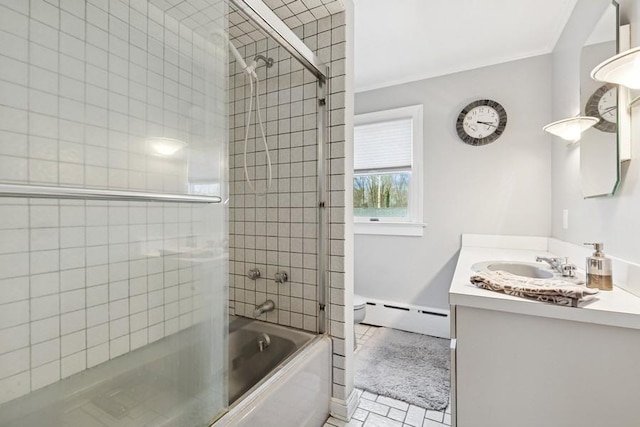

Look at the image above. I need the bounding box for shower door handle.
[0,183,222,204]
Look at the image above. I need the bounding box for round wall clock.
[456,99,507,146]
[585,83,617,133]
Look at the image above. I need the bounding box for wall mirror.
[579,0,623,198]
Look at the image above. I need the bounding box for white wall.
[354,55,553,309]
[551,0,640,265]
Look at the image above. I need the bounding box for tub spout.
[254,300,275,318]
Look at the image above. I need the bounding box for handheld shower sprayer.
[227,40,274,195]
[229,40,257,78]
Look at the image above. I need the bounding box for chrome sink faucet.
[535,256,577,278]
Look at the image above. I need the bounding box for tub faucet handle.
[274,271,288,284]
[247,268,261,280]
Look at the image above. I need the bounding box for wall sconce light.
[593,46,640,110]
[542,116,599,143]
[146,137,188,156]
[591,46,640,89]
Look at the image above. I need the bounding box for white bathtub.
[214,318,332,427]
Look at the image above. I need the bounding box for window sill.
[354,221,426,237]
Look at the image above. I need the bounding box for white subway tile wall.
[0,0,227,407]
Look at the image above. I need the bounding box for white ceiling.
[353,0,579,92]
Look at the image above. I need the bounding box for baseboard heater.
[382,304,409,311]
[363,298,450,339]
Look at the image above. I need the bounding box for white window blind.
[354,118,413,171]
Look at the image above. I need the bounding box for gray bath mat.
[355,327,450,410]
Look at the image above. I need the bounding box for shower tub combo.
[0,317,331,427]
[0,0,335,425]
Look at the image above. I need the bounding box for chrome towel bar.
[0,184,222,204]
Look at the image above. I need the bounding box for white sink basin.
[471,261,554,279]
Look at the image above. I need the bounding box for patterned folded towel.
[470,270,599,307]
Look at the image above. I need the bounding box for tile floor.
[354,323,380,348]
[323,325,451,427]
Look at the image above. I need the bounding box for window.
[354,105,424,236]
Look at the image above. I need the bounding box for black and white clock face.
[456,99,507,146]
[586,83,617,133]
[597,88,616,123]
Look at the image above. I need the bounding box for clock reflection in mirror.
[586,83,617,133]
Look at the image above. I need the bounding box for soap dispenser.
[584,242,613,291]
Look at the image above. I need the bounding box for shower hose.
[242,68,273,195]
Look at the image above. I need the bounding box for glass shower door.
[0,0,229,425]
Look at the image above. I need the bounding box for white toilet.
[353,294,367,350]
[354,294,367,324]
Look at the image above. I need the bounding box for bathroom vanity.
[449,235,640,427]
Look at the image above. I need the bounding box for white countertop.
[449,242,640,330]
